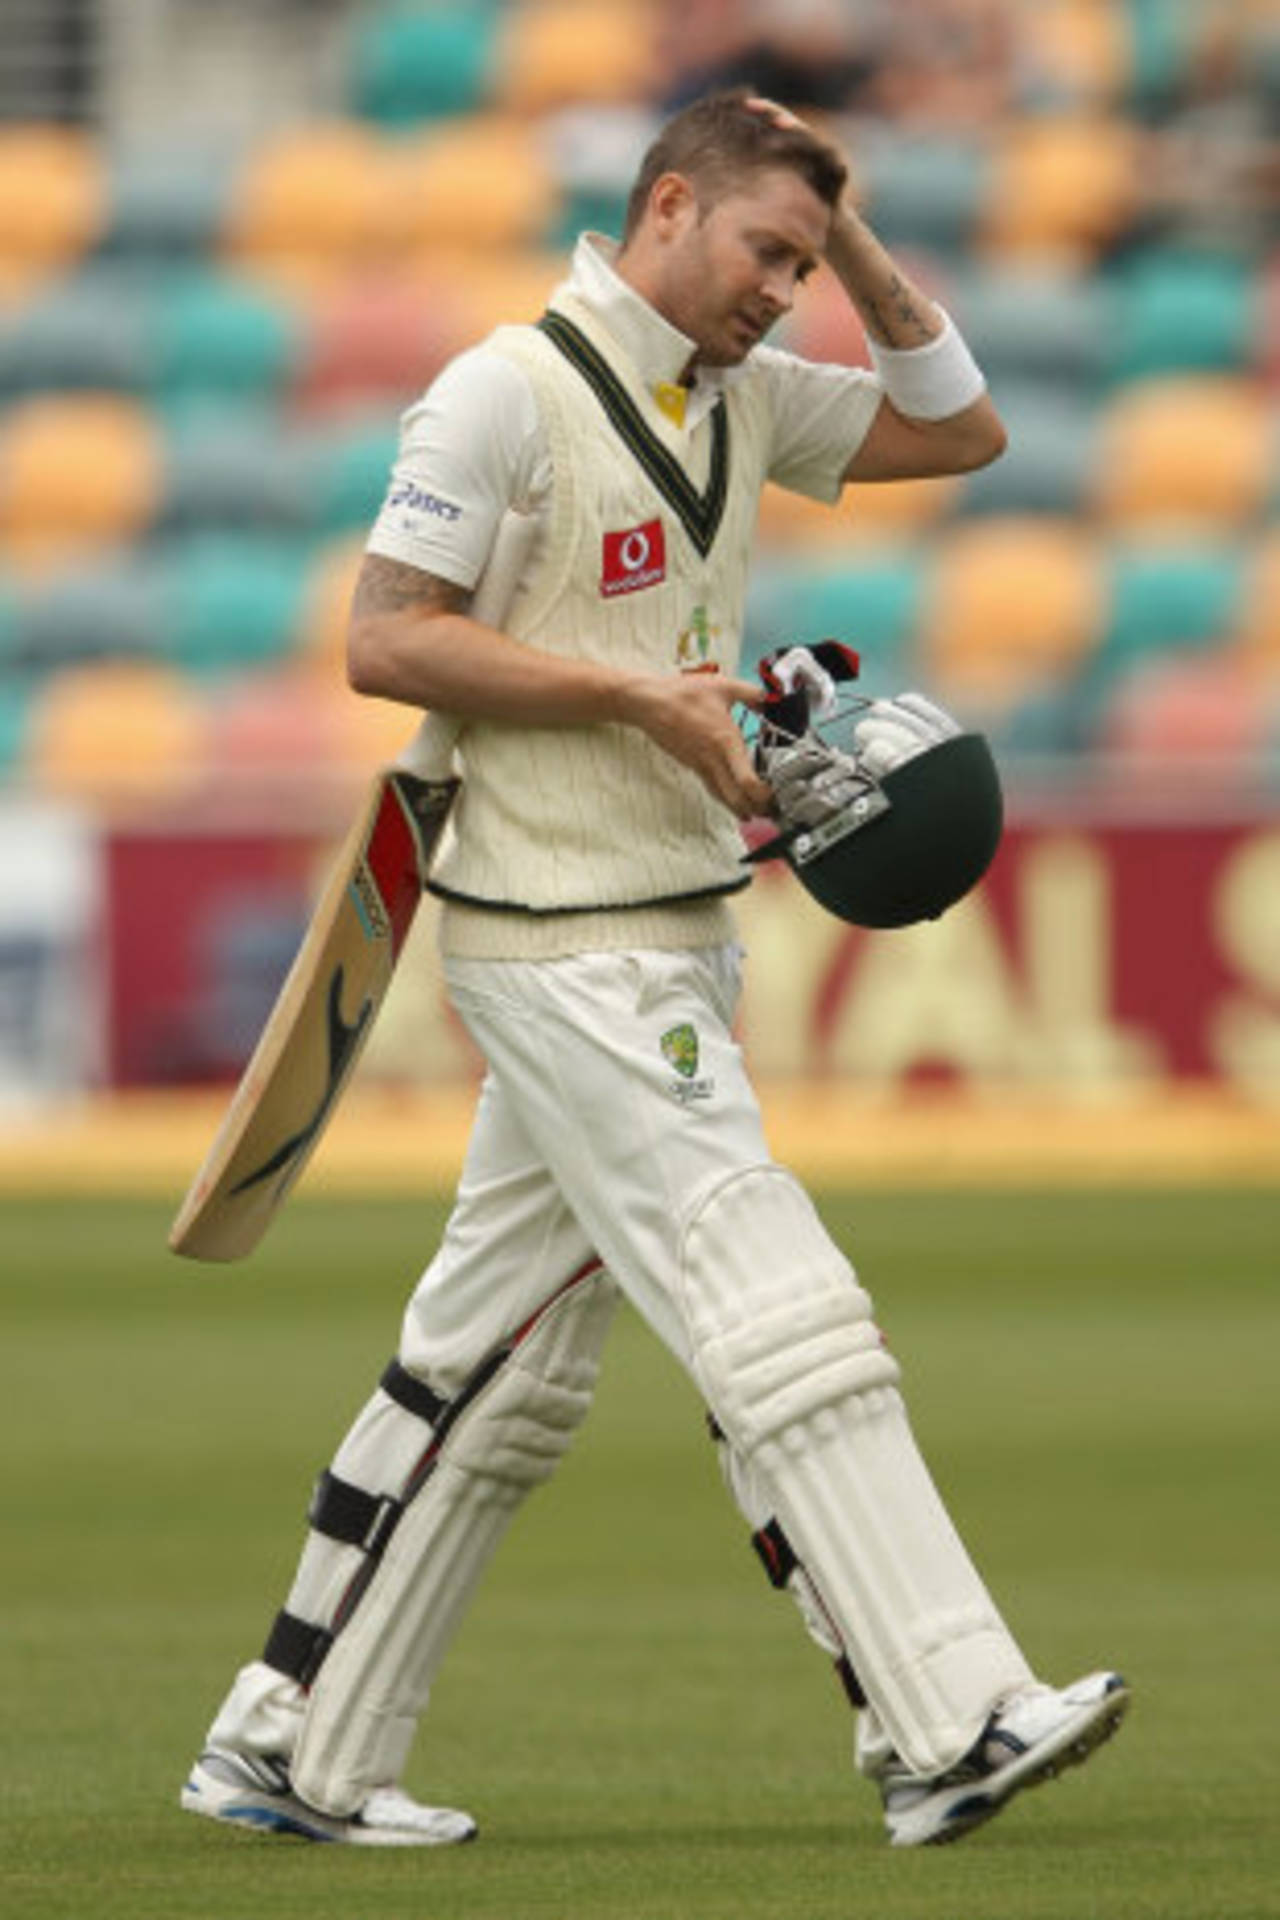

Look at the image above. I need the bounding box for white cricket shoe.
[881,1671,1130,1848]
[180,1747,477,1846]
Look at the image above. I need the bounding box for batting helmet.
[747,655,1003,929]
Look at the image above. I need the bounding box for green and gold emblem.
[660,1023,700,1080]
[676,602,717,670]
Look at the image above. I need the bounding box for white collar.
[555,232,745,403]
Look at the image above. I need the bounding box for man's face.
[653,166,831,367]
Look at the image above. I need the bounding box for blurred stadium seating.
[0,0,1276,809]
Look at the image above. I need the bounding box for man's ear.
[648,170,701,240]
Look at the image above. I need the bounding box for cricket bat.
[169,510,534,1262]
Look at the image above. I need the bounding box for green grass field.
[3,1187,1277,1920]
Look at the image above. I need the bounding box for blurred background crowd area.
[0,0,1276,819]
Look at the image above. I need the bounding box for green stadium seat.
[296,421,400,536]
[151,273,299,399]
[0,267,154,394]
[9,559,167,670]
[1100,543,1244,665]
[97,145,234,262]
[859,131,988,255]
[347,4,500,125]
[156,536,311,675]
[0,675,31,772]
[160,413,401,538]
[1258,23,1280,118]
[0,587,19,672]
[546,183,632,253]
[746,557,924,691]
[1125,0,1197,114]
[159,408,308,535]
[990,680,1099,758]
[953,268,1113,391]
[958,384,1098,516]
[1109,252,1255,383]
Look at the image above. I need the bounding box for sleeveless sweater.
[434,292,776,959]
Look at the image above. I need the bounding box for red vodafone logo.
[600,518,666,598]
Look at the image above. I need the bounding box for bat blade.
[168,507,534,1264]
[167,769,455,1262]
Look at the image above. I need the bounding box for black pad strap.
[308,1469,402,1558]
[380,1357,447,1428]
[263,1609,332,1688]
[750,1509,870,1713]
[836,1652,868,1709]
[752,1519,800,1589]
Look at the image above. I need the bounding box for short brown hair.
[623,88,846,240]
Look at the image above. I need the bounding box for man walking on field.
[181,89,1128,1850]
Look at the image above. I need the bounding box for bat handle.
[395,710,460,781]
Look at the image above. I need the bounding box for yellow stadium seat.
[1094,376,1273,530]
[920,516,1106,706]
[396,117,559,253]
[421,248,567,342]
[299,536,364,679]
[0,393,161,567]
[1234,530,1280,675]
[221,123,404,280]
[340,681,423,769]
[0,125,103,290]
[26,660,207,806]
[493,0,658,112]
[1108,374,1275,526]
[980,114,1140,263]
[757,473,959,551]
[1023,0,1131,105]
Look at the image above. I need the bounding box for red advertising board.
[103,830,316,1086]
[103,815,1280,1095]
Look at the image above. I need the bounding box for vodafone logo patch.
[601,518,666,598]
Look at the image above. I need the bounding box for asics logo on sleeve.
[387,482,464,522]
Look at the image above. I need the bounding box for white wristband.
[866,309,987,421]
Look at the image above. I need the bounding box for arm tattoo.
[865,274,935,349]
[352,554,473,621]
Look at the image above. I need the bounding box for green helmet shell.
[780,732,1003,928]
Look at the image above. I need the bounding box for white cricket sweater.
[429,290,777,955]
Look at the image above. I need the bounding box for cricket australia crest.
[660,1023,714,1103]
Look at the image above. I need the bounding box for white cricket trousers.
[402,944,768,1389]
[410,945,1032,1781]
[211,943,1033,1786]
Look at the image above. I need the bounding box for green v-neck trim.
[537,311,730,559]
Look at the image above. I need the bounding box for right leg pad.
[680,1164,1032,1775]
